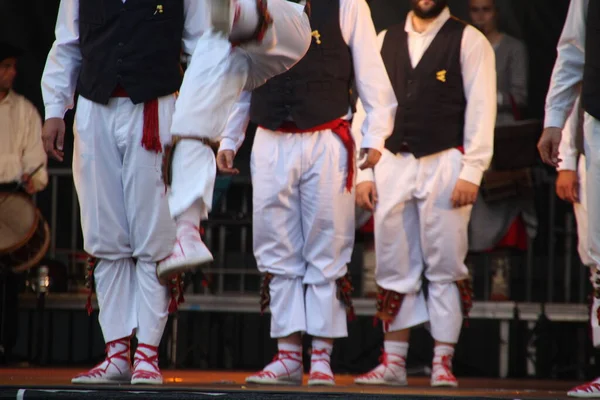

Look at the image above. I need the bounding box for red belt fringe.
[265,119,355,192]
[111,85,162,153]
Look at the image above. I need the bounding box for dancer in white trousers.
[156,0,312,280]
[352,0,496,388]
[556,94,600,398]
[213,0,396,386]
[41,0,281,385]
[537,0,600,395]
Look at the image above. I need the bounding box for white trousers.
[252,128,355,339]
[167,0,311,218]
[582,114,600,348]
[373,149,471,344]
[574,155,592,267]
[73,95,175,346]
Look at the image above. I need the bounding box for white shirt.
[355,7,497,185]
[0,90,48,191]
[218,0,398,154]
[557,87,583,172]
[544,0,587,129]
[41,0,209,120]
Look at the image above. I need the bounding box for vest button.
[117,59,123,64]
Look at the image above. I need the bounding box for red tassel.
[86,294,93,316]
[142,99,162,153]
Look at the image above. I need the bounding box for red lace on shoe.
[74,338,130,379]
[253,350,302,379]
[358,351,405,381]
[132,344,161,380]
[432,355,457,383]
[309,349,334,381]
[571,381,600,394]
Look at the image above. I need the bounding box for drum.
[0,192,50,273]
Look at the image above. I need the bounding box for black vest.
[249,0,353,130]
[583,0,600,120]
[77,0,184,105]
[381,18,466,158]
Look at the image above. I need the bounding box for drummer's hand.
[537,127,562,167]
[216,150,239,175]
[451,179,479,208]
[42,118,66,162]
[21,173,36,194]
[359,148,382,170]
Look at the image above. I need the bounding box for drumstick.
[17,163,45,189]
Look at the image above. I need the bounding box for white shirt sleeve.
[544,0,587,129]
[182,0,210,57]
[557,92,582,171]
[41,0,82,120]
[352,29,389,184]
[22,102,49,191]
[458,25,497,185]
[219,91,252,153]
[340,0,397,153]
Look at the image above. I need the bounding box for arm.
[41,0,82,120]
[498,39,528,111]
[181,0,210,58]
[22,103,48,192]
[459,26,497,185]
[219,91,252,154]
[557,91,582,172]
[340,0,397,153]
[544,0,587,129]
[350,28,391,185]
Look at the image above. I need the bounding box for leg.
[70,97,135,384]
[118,96,178,384]
[354,151,428,386]
[245,128,305,386]
[568,119,600,398]
[419,149,472,388]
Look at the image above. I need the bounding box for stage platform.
[0,369,581,399]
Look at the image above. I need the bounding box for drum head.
[0,192,37,254]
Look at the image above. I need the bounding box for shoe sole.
[131,378,164,385]
[72,377,131,384]
[355,380,407,386]
[157,255,213,280]
[431,381,458,388]
[308,379,335,386]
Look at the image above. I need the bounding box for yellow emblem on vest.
[436,69,447,83]
[311,30,322,45]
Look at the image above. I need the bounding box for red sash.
[111,85,162,153]
[264,119,355,192]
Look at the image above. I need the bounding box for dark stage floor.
[0,369,582,399]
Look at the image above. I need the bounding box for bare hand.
[537,127,562,167]
[358,148,382,170]
[21,173,35,194]
[216,150,239,175]
[42,118,66,162]
[556,170,579,203]
[451,179,479,208]
[356,181,378,211]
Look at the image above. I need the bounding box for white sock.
[260,342,303,378]
[103,337,131,374]
[310,339,333,378]
[175,199,203,235]
[384,341,409,359]
[432,344,454,374]
[134,344,160,374]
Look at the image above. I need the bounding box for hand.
[451,179,479,208]
[216,150,239,175]
[556,170,580,203]
[21,173,36,194]
[356,181,378,211]
[358,148,382,170]
[42,118,66,162]
[537,127,562,167]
